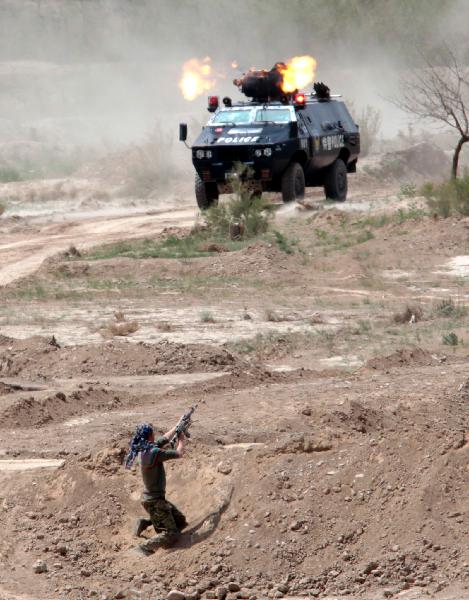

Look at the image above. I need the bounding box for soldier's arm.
[163,425,178,440]
[174,433,185,458]
[154,425,178,448]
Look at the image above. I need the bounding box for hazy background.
[1,0,468,180]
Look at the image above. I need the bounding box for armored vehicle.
[179,67,360,209]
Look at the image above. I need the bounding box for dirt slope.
[0,174,468,600]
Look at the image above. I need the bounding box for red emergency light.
[294,93,306,108]
[208,96,219,112]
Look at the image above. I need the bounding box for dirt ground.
[0,154,468,600]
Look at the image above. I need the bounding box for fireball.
[280,55,317,93]
[179,57,215,101]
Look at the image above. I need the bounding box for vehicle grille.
[215,146,252,162]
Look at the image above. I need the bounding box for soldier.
[125,422,187,556]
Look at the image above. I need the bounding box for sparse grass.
[356,229,375,243]
[3,272,247,302]
[396,205,426,223]
[355,205,425,230]
[8,283,48,300]
[227,331,301,356]
[0,201,5,216]
[434,297,467,319]
[421,175,469,218]
[311,206,425,254]
[200,310,216,323]
[351,319,372,335]
[399,183,417,199]
[84,235,246,261]
[149,274,245,294]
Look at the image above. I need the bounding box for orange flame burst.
[280,55,317,93]
[179,57,215,101]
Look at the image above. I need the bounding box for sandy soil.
[0,166,468,600]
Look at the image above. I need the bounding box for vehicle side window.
[296,112,308,135]
[304,109,316,126]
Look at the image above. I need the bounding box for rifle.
[169,406,196,448]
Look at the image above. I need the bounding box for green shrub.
[395,205,426,223]
[421,175,469,217]
[399,183,417,198]
[200,310,216,323]
[271,230,297,254]
[435,297,467,318]
[442,332,459,346]
[203,163,272,239]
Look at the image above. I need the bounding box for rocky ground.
[0,149,468,600]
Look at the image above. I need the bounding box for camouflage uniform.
[140,498,187,550]
[136,436,187,554]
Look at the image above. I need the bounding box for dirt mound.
[200,241,297,281]
[325,400,394,434]
[364,141,451,182]
[2,385,467,600]
[0,335,239,379]
[365,347,438,371]
[0,387,122,429]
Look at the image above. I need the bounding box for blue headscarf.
[125,423,154,469]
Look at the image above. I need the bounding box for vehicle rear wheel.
[324,158,347,201]
[281,162,305,203]
[195,173,219,210]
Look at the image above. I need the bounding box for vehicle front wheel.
[324,158,347,201]
[281,162,305,203]
[195,173,219,210]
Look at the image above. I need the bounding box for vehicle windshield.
[211,107,293,125]
[212,110,252,125]
[254,108,291,123]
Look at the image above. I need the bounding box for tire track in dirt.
[0,206,196,287]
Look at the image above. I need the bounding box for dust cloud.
[0,1,467,164]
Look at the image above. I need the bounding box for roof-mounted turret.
[233,63,294,103]
[233,63,333,104]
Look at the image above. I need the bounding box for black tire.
[195,173,219,210]
[324,158,347,202]
[281,162,305,203]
